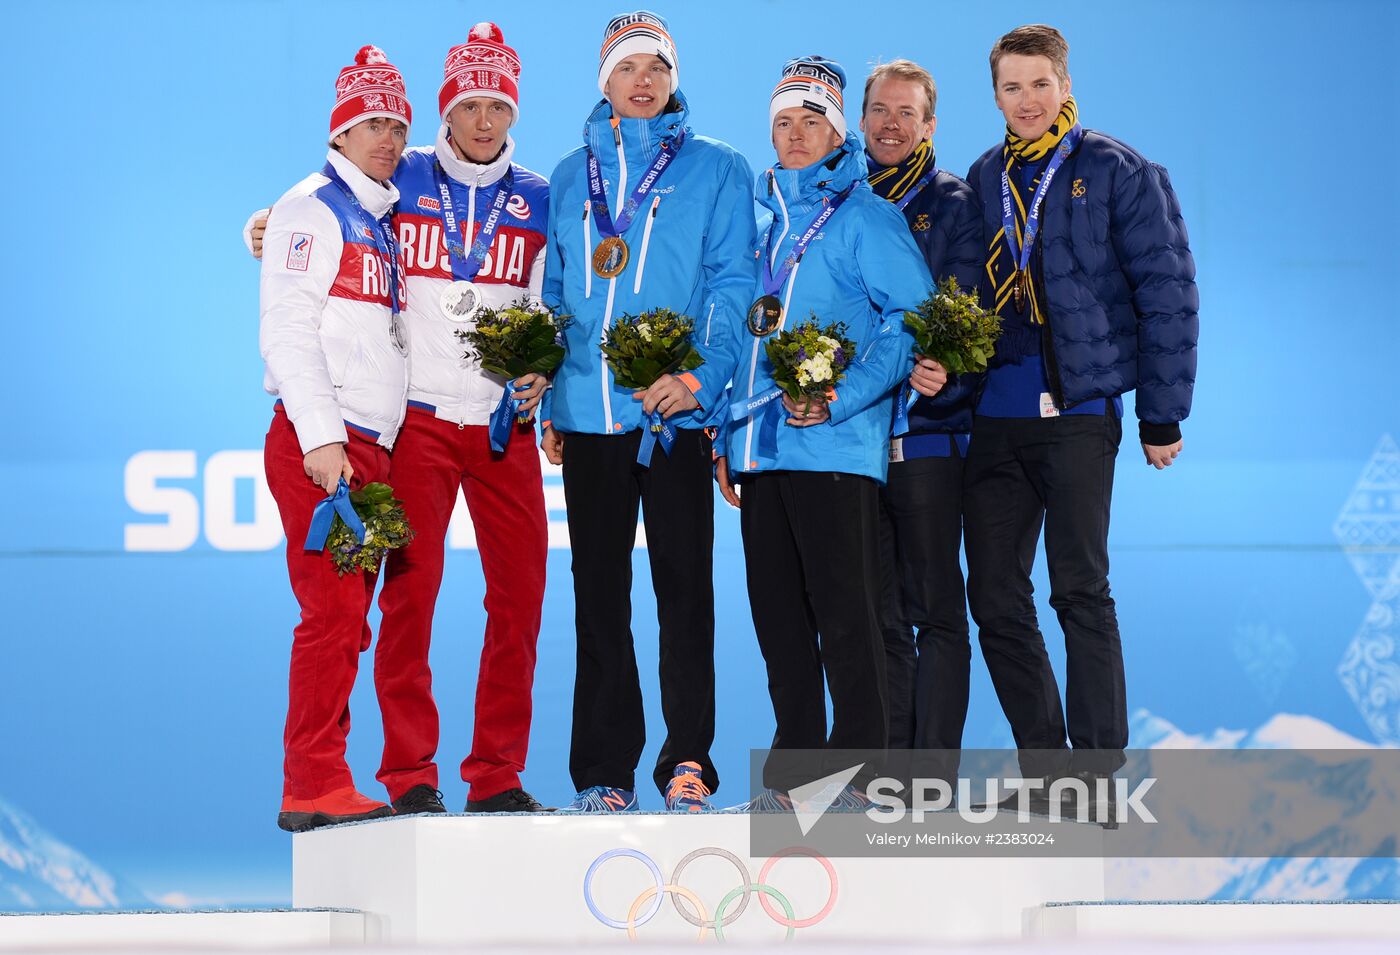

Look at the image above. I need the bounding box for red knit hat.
[329,45,412,143]
[439,23,522,124]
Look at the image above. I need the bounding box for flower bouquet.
[764,317,857,406]
[309,480,415,577]
[456,297,569,450]
[456,297,569,424]
[600,307,705,465]
[902,276,1000,375]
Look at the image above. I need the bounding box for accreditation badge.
[440,281,483,322]
[746,295,783,337]
[592,236,629,279]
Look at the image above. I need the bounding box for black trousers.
[962,413,1126,776]
[562,428,717,796]
[740,470,888,791]
[878,450,971,752]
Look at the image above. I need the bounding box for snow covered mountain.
[1108,710,1400,902]
[0,797,149,911]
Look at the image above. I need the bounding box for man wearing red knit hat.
[260,44,411,832]
[251,25,552,817]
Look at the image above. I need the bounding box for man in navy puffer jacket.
[859,60,982,758]
[946,24,1197,790]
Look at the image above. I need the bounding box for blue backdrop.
[3,0,1397,909]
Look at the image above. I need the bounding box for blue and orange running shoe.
[558,785,638,813]
[665,761,714,812]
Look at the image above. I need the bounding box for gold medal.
[746,295,783,337]
[592,236,629,279]
[1012,270,1025,310]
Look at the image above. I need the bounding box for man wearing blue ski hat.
[716,56,933,808]
[542,10,758,813]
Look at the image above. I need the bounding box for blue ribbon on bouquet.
[637,409,677,467]
[304,477,364,551]
[892,386,915,437]
[730,386,785,460]
[489,380,520,452]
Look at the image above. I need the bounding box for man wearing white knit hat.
[542,10,757,814]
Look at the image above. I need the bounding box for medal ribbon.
[586,129,687,241]
[759,181,855,298]
[894,166,938,212]
[322,163,402,316]
[728,386,785,460]
[892,385,916,437]
[304,478,365,551]
[997,124,1082,282]
[434,163,514,282]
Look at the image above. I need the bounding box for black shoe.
[392,784,447,815]
[465,787,554,813]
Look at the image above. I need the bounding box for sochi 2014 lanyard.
[761,180,855,297]
[434,162,514,282]
[998,124,1082,277]
[322,162,402,316]
[895,165,939,212]
[586,127,687,241]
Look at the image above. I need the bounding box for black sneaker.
[465,787,554,813]
[392,784,447,815]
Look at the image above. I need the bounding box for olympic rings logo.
[583,845,838,941]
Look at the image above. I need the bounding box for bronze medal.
[746,295,783,337]
[592,236,629,279]
[1012,270,1025,310]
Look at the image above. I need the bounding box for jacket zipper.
[461,179,480,425]
[742,185,794,468]
[597,125,628,434]
[632,195,661,295]
[1033,240,1068,409]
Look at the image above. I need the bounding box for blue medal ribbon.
[488,380,518,453]
[304,478,365,551]
[894,165,939,212]
[998,125,1082,278]
[636,410,678,467]
[758,179,855,299]
[434,162,514,282]
[321,163,403,317]
[586,128,686,242]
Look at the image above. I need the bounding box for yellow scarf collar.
[1004,95,1079,164]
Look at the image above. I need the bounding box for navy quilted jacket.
[889,166,984,437]
[967,130,1198,444]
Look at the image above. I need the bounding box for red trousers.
[265,407,391,800]
[375,408,546,802]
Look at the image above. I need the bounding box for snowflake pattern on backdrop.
[1335,435,1400,745]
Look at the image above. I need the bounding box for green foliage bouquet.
[456,297,569,423]
[902,276,1001,374]
[600,307,705,416]
[324,483,415,577]
[764,318,857,402]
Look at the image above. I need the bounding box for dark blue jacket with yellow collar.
[967,130,1198,444]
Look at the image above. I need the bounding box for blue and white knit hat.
[769,55,847,139]
[597,10,679,95]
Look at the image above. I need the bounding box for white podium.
[292,812,1105,945]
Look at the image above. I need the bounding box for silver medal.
[439,281,483,322]
[389,313,408,354]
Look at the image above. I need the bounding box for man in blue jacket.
[860,59,982,756]
[716,56,931,806]
[959,24,1198,791]
[541,10,757,812]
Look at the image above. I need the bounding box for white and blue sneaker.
[557,785,638,813]
[723,787,794,813]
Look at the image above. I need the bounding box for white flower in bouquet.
[638,322,654,342]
